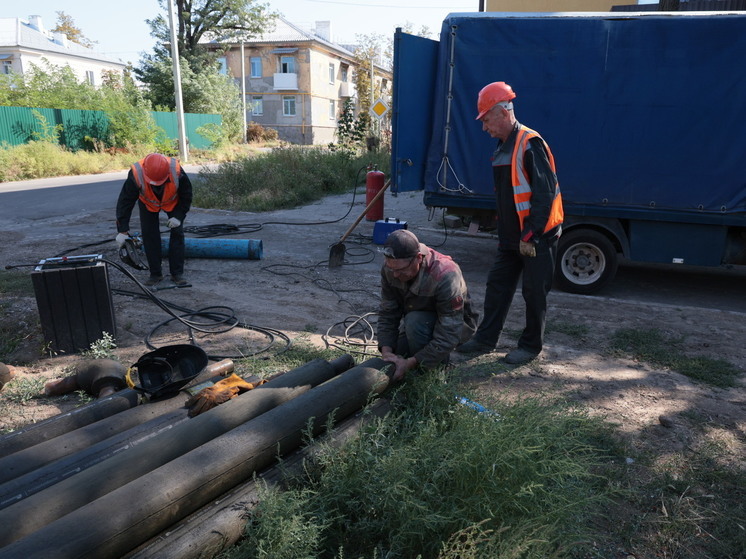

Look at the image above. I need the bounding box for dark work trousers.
[395,310,437,358]
[138,201,185,277]
[473,237,558,354]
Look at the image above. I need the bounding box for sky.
[7,0,477,65]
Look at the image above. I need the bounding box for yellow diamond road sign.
[370,98,389,119]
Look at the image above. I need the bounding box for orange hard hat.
[475,81,516,120]
[142,153,170,185]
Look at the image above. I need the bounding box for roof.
[205,16,357,59]
[0,17,126,67]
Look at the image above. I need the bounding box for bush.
[247,122,279,143]
[194,146,390,212]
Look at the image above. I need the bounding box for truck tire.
[554,229,618,294]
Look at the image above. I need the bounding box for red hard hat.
[142,153,170,185]
[475,81,516,120]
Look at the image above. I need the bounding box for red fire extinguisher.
[365,165,385,222]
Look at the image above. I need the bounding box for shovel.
[329,178,391,268]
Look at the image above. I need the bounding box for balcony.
[338,82,352,98]
[273,73,298,91]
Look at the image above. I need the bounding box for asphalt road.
[2,170,745,314]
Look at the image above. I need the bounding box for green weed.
[610,328,741,388]
[2,376,46,404]
[194,146,390,212]
[227,376,615,559]
[82,332,117,360]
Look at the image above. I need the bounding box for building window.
[217,57,228,75]
[85,70,95,85]
[250,57,262,78]
[329,100,335,120]
[340,65,348,82]
[1,60,11,74]
[251,96,263,116]
[283,96,296,116]
[280,56,296,74]
[328,63,335,84]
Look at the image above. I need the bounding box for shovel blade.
[328,242,346,268]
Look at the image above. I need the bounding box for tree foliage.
[51,12,97,49]
[136,0,277,143]
[144,0,277,66]
[0,62,158,149]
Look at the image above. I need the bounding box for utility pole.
[241,42,247,143]
[168,0,189,161]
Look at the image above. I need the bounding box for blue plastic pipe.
[161,238,263,260]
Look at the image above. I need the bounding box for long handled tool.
[328,178,391,268]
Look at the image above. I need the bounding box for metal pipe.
[0,359,234,485]
[126,399,391,559]
[0,358,390,558]
[0,375,259,509]
[161,237,263,260]
[0,390,139,458]
[0,355,355,547]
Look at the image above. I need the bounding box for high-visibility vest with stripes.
[510,125,563,233]
[131,157,181,213]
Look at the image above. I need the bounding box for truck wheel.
[554,229,618,294]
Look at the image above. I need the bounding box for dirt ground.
[1,180,745,515]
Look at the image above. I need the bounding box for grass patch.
[226,376,616,559]
[194,146,390,212]
[234,341,347,379]
[626,442,746,559]
[610,328,741,388]
[0,270,35,296]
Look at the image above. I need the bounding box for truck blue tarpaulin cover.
[393,13,746,215]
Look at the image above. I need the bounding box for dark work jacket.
[378,245,478,367]
[491,121,560,250]
[116,169,193,233]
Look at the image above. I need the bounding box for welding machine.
[373,218,408,245]
[31,255,116,354]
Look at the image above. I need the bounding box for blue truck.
[391,12,746,294]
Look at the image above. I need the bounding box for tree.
[144,0,277,67]
[136,0,277,143]
[51,12,97,49]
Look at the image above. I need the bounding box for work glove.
[167,217,181,229]
[116,232,129,247]
[519,240,536,258]
[184,373,265,417]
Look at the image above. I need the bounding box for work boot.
[503,348,539,365]
[144,275,163,286]
[454,339,494,355]
[171,275,189,287]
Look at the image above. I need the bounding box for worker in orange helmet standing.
[115,153,193,287]
[456,81,563,365]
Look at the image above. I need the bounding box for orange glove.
[185,374,265,417]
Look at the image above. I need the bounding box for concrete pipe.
[126,398,391,559]
[0,389,140,458]
[0,359,237,488]
[0,358,391,558]
[0,355,355,547]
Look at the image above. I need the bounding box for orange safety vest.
[131,157,181,213]
[510,125,564,233]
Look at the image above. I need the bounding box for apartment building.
[0,15,126,84]
[213,16,392,145]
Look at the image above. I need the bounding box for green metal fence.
[0,106,222,150]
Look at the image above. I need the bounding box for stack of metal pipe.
[0,354,392,558]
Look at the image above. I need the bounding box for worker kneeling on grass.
[377,230,479,381]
